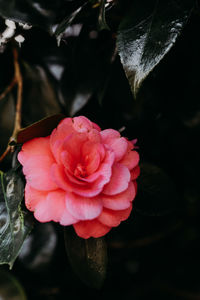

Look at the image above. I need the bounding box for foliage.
[0,0,200,298]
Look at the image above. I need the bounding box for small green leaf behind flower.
[17,114,65,144]
[64,227,107,289]
[0,168,33,269]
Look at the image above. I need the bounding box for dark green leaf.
[117,0,194,97]
[18,223,57,272]
[0,269,27,299]
[0,169,33,269]
[17,114,65,144]
[135,162,178,216]
[60,26,114,116]
[98,0,109,31]
[54,2,87,45]
[21,61,62,126]
[64,227,107,289]
[0,94,15,154]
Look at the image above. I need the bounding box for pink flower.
[18,116,140,239]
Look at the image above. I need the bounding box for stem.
[0,147,11,164]
[10,48,23,143]
[0,48,23,164]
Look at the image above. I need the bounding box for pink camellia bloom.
[18,116,140,239]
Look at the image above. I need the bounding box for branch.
[10,48,23,143]
[0,48,23,164]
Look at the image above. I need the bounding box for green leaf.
[0,269,27,299]
[0,169,33,269]
[54,3,87,45]
[117,0,194,98]
[64,227,107,289]
[98,0,109,31]
[16,114,65,144]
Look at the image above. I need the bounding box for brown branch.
[10,48,23,144]
[0,48,23,164]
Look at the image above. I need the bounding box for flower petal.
[79,149,114,183]
[101,129,120,140]
[73,116,93,133]
[66,192,102,220]
[34,196,52,223]
[50,118,74,162]
[25,184,47,211]
[23,156,58,191]
[51,164,74,192]
[119,150,139,170]
[131,165,140,180]
[103,163,130,195]
[47,190,78,225]
[51,150,114,197]
[18,136,52,165]
[102,181,136,210]
[98,205,132,227]
[101,129,128,161]
[73,219,111,239]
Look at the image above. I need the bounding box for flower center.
[74,163,87,178]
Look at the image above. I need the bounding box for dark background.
[1,0,200,299]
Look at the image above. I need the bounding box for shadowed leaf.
[0,270,27,299]
[17,114,65,144]
[64,227,107,289]
[135,162,178,216]
[21,62,62,126]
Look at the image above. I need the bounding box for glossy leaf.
[117,0,194,97]
[0,169,33,269]
[64,227,107,289]
[0,270,27,300]
[17,114,65,144]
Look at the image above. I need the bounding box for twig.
[0,77,16,101]
[0,48,23,164]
